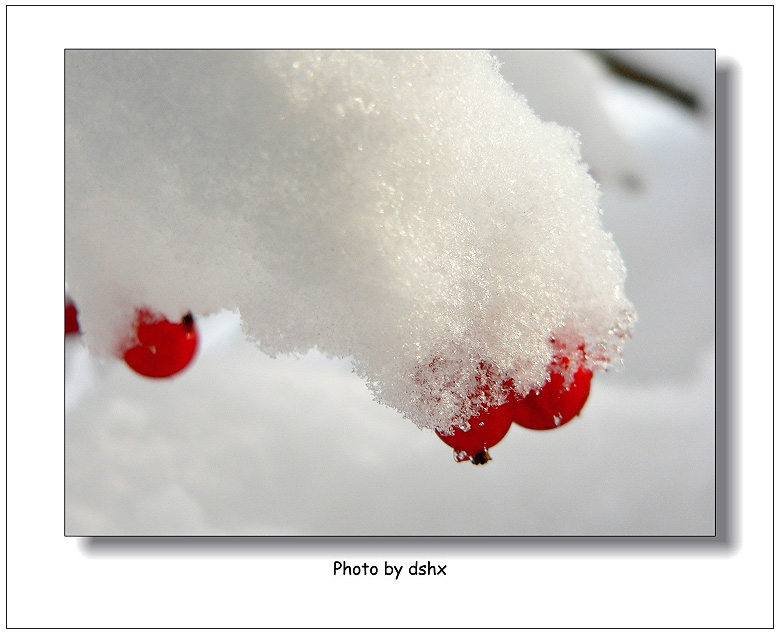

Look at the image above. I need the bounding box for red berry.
[512,363,592,430]
[436,400,513,465]
[123,309,199,378]
[65,301,80,335]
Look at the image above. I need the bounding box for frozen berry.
[436,400,513,464]
[512,363,592,430]
[123,309,199,378]
[65,301,80,335]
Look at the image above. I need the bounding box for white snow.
[65,50,714,536]
[65,50,635,430]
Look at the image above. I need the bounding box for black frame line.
[8,4,760,625]
[61,47,723,543]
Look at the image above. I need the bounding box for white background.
[5,4,774,628]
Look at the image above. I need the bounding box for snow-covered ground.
[65,50,714,536]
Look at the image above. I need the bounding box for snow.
[65,50,713,535]
[65,50,634,429]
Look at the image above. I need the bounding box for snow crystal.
[65,50,635,430]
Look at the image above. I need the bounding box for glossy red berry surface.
[436,400,513,465]
[512,364,592,430]
[65,301,80,335]
[123,309,199,378]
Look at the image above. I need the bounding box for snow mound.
[65,50,635,430]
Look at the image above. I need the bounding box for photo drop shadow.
[83,64,735,557]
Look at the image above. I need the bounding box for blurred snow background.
[65,50,715,536]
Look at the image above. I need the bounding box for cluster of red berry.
[67,300,589,460]
[66,301,199,378]
[436,352,593,464]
